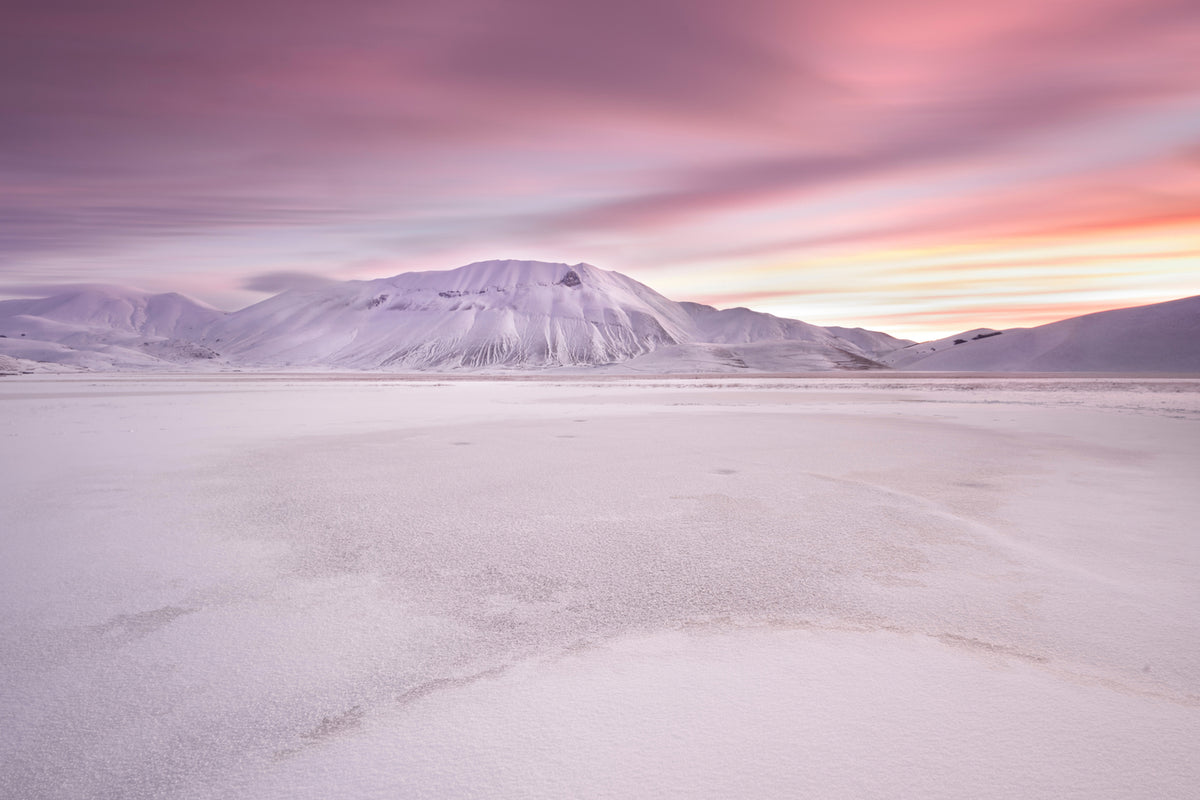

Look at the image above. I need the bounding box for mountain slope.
[207,261,697,369]
[880,328,1004,369]
[0,286,223,337]
[681,303,910,357]
[887,295,1200,372]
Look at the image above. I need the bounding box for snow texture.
[1,374,1198,799]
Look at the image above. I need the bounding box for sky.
[2,0,1198,340]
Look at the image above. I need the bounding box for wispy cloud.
[2,0,1198,336]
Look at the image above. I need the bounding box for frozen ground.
[2,374,1198,799]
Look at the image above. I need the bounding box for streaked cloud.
[2,0,1197,338]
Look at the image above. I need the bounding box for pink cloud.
[2,0,1198,330]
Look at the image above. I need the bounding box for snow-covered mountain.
[882,295,1200,372]
[4,261,1195,373]
[201,260,901,371]
[1,261,897,372]
[207,261,693,369]
[1,286,223,338]
[0,286,224,370]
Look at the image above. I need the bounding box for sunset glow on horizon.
[3,0,1198,340]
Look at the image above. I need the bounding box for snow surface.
[2,374,1198,799]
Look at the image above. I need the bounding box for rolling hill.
[882,295,1200,373]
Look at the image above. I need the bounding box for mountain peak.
[394,259,602,293]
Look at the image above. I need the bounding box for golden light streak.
[679,214,1199,340]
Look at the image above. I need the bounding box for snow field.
[1,375,1198,799]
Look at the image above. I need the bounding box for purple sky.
[3,0,1198,338]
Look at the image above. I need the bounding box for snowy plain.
[2,374,1198,799]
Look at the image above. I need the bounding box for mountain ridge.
[195,259,911,371]
[1,261,1196,373]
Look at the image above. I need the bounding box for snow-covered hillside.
[881,328,1006,369]
[681,303,908,357]
[1,286,223,338]
[887,295,1200,372]
[0,286,224,370]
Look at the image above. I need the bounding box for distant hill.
[882,295,1200,373]
[0,286,224,370]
